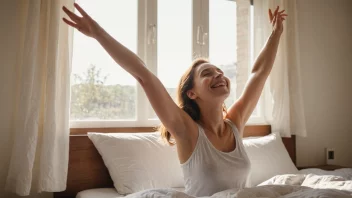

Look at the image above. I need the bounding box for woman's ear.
[187,90,197,100]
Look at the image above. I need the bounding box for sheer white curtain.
[253,0,307,137]
[5,0,74,195]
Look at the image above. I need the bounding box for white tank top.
[180,119,251,197]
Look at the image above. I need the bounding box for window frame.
[69,0,269,129]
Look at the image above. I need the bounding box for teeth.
[212,82,226,88]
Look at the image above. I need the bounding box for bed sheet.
[76,188,123,198]
[299,168,352,179]
[76,168,352,198]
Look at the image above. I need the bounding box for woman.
[63,4,286,196]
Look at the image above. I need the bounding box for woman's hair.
[159,58,227,145]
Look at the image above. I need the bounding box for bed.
[53,126,352,198]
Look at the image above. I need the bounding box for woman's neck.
[198,102,226,137]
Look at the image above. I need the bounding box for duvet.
[125,173,352,198]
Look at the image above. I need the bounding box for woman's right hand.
[268,6,287,35]
[62,3,102,38]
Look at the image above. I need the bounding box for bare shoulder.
[226,101,245,134]
[225,113,245,137]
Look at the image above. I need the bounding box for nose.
[215,71,223,78]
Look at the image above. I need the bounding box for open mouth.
[211,81,227,88]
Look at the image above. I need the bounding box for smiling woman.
[159,58,230,146]
[62,1,286,197]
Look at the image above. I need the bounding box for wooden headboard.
[54,125,296,198]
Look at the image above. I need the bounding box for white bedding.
[76,188,123,198]
[77,169,352,198]
[298,168,352,180]
[124,173,352,198]
[76,187,186,198]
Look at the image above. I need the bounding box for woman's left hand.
[62,3,102,38]
[269,6,287,35]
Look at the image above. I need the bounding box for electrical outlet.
[326,148,335,165]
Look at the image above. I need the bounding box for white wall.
[0,1,52,198]
[296,0,352,167]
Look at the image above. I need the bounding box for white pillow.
[243,133,298,187]
[88,132,184,195]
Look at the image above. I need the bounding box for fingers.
[74,3,90,18]
[272,8,279,25]
[278,14,286,23]
[270,6,288,24]
[280,14,287,21]
[271,6,287,24]
[63,18,80,29]
[278,9,287,18]
[273,15,277,25]
[269,9,273,22]
[274,6,279,16]
[278,15,286,22]
[62,6,80,22]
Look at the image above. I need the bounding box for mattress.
[76,187,186,198]
[76,188,123,198]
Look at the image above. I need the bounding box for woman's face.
[188,63,230,102]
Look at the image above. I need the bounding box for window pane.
[70,0,137,120]
[209,0,237,110]
[149,0,192,119]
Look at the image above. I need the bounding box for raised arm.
[226,6,287,134]
[63,3,194,138]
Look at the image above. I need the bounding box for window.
[70,0,265,128]
[209,0,237,109]
[70,0,138,122]
[149,0,193,119]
